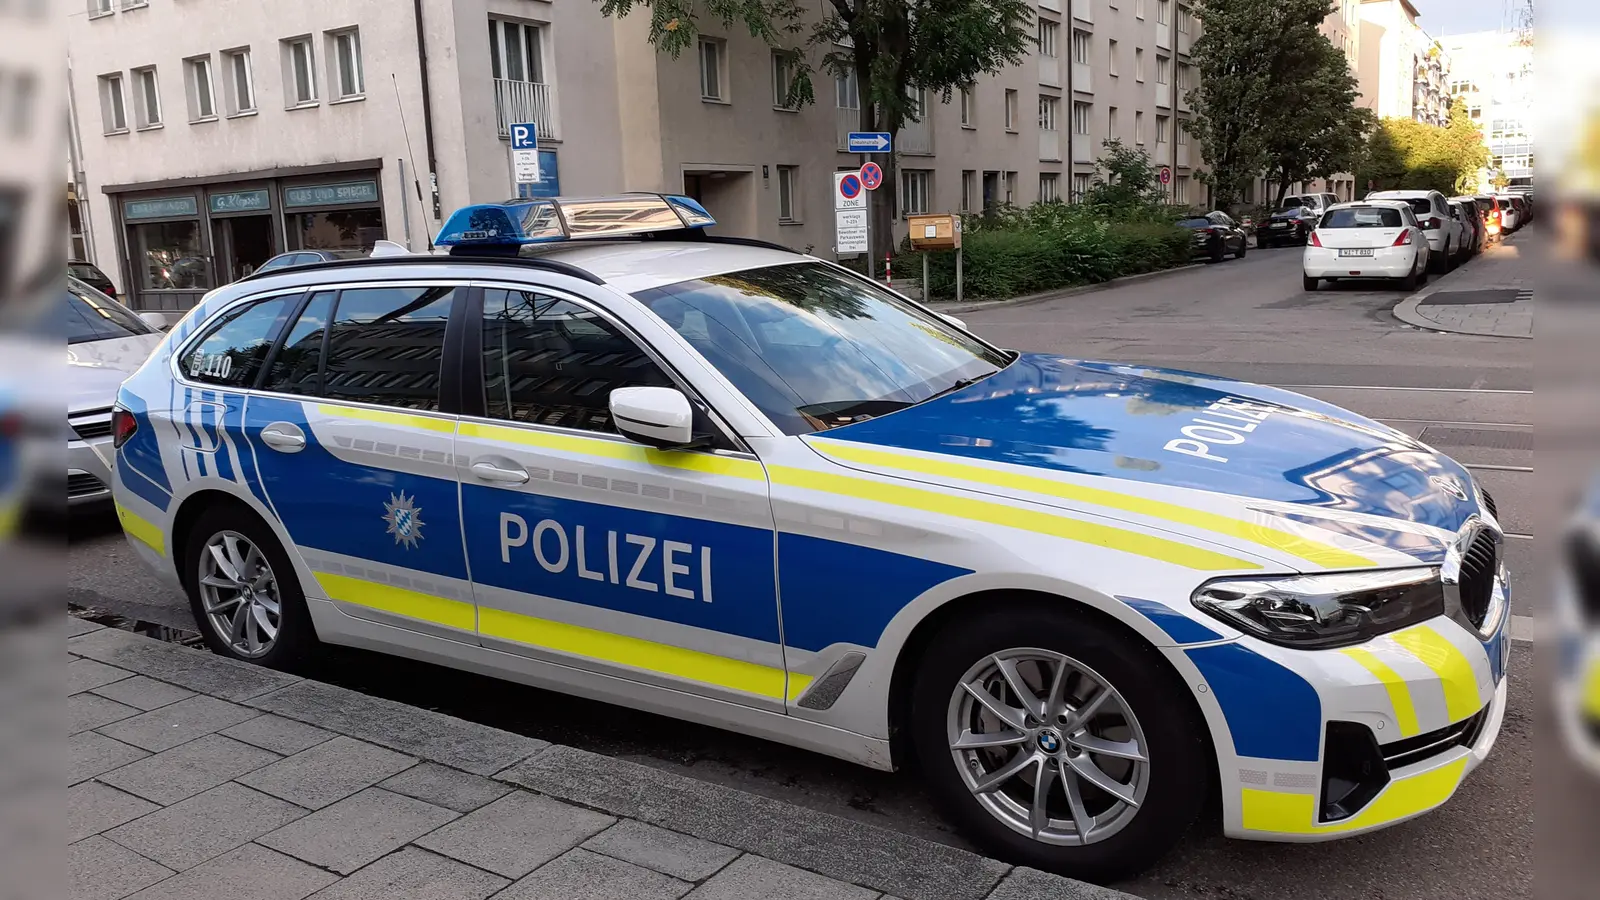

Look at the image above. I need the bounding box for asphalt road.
[67,238,1534,900]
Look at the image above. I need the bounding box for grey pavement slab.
[72,692,142,735]
[413,789,614,879]
[68,614,107,638]
[583,820,741,882]
[69,782,162,843]
[986,867,1144,900]
[93,675,198,712]
[238,735,415,810]
[69,658,135,695]
[683,854,879,900]
[247,679,547,776]
[306,847,508,900]
[495,847,691,900]
[106,782,308,872]
[97,695,261,752]
[71,732,151,786]
[99,734,281,806]
[123,843,338,900]
[498,745,1009,900]
[69,835,176,900]
[378,762,511,814]
[69,627,302,702]
[222,714,337,756]
[257,787,459,875]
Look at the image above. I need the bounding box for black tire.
[1400,266,1420,292]
[1235,240,1247,259]
[910,602,1209,883]
[181,504,318,667]
[1209,242,1225,263]
[1303,275,1319,291]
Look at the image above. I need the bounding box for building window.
[99,73,127,133]
[1037,19,1059,58]
[132,66,161,128]
[901,169,931,216]
[1175,175,1190,203]
[1156,114,1169,145]
[959,85,975,127]
[1109,39,1119,76]
[282,37,317,106]
[1004,88,1018,130]
[1136,0,1147,19]
[1004,171,1017,205]
[772,51,798,109]
[1040,173,1060,203]
[490,19,546,84]
[777,165,799,222]
[1072,101,1091,135]
[699,38,726,101]
[184,55,216,121]
[1469,105,1482,119]
[1039,96,1059,132]
[1178,5,1192,33]
[88,0,112,17]
[1072,30,1091,65]
[961,170,976,212]
[1156,55,1170,85]
[1136,48,1145,82]
[223,49,255,115]
[1108,105,1119,141]
[329,28,364,100]
[1178,62,1193,94]
[1158,0,1170,25]
[1177,120,1189,145]
[1135,110,1145,144]
[1072,172,1091,202]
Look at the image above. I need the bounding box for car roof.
[1368,190,1435,198]
[1326,200,1411,209]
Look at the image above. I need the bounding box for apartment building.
[1356,0,1451,128]
[68,0,1200,311]
[1441,30,1533,187]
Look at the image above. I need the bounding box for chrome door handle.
[472,461,530,484]
[259,423,306,453]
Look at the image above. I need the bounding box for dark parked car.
[68,260,117,297]
[1259,201,1322,247]
[1178,212,1248,262]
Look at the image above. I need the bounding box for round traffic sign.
[839,173,864,200]
[1159,167,1173,185]
[859,162,883,191]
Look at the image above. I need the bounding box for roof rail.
[233,253,607,286]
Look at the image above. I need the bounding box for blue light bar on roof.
[434,193,717,250]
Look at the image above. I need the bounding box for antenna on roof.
[393,74,433,252]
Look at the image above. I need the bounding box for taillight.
[1392,229,1412,246]
[111,408,137,449]
[1309,231,1323,247]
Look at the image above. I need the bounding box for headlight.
[1192,568,1444,649]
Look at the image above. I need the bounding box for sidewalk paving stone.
[69,835,175,900]
[222,714,337,756]
[99,734,282,806]
[378,762,511,814]
[123,843,338,900]
[97,695,260,753]
[69,627,302,702]
[306,847,509,900]
[494,847,691,900]
[68,782,161,843]
[247,679,547,776]
[238,735,415,810]
[683,854,879,900]
[71,732,150,786]
[93,675,198,712]
[69,658,135,695]
[68,615,107,638]
[583,820,741,882]
[986,867,1136,900]
[105,782,308,872]
[413,789,614,879]
[71,693,142,735]
[258,787,460,875]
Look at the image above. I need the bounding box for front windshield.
[61,280,155,344]
[633,262,1011,434]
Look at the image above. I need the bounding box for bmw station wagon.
[112,194,1510,879]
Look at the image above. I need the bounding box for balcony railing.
[1073,62,1092,94]
[836,106,860,150]
[1039,55,1061,87]
[494,79,560,141]
[1071,0,1092,23]
[901,115,933,155]
[1039,130,1061,162]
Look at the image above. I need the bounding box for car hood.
[805,354,1483,564]
[66,333,165,414]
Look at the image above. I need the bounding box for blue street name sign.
[846,132,892,153]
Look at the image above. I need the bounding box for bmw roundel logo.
[1036,730,1062,753]
[1429,475,1469,502]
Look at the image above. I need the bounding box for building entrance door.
[213,214,275,282]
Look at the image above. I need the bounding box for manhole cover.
[1422,289,1520,306]
[1419,426,1534,451]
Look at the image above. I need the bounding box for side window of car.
[316,286,455,411]
[181,295,298,388]
[260,291,335,396]
[481,289,672,434]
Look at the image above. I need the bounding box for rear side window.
[182,295,298,388]
[1321,207,1402,228]
[260,291,334,396]
[1177,218,1210,228]
[319,286,455,410]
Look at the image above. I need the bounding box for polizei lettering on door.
[498,513,714,602]
[1162,397,1279,464]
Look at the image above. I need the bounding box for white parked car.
[1365,190,1467,273]
[1303,201,1432,291]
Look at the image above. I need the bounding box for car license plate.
[1339,248,1375,257]
[1270,223,1287,228]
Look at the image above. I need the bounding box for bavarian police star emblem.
[382,491,424,549]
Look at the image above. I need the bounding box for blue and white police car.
[111,193,1510,879]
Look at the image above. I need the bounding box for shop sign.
[124,196,198,220]
[209,190,271,214]
[284,180,380,209]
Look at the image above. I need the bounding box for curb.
[67,618,1145,900]
[930,263,1207,315]
[1390,238,1532,340]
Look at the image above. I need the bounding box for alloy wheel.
[197,530,282,658]
[946,649,1150,846]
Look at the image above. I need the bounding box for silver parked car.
[65,277,167,507]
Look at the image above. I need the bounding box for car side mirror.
[610,386,698,449]
[138,312,171,331]
[940,313,967,331]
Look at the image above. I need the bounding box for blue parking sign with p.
[510,123,538,150]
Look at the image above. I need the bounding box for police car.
[111,193,1510,879]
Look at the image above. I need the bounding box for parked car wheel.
[1400,265,1421,292]
[1210,242,1226,263]
[1303,275,1319,292]
[1234,240,1247,259]
[182,504,318,667]
[910,602,1208,883]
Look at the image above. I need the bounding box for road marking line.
[1462,463,1533,473]
[1504,533,1532,541]
[1510,615,1541,643]
[1377,418,1532,429]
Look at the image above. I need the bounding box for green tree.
[1187,0,1366,210]
[1257,38,1376,208]
[1357,98,1489,194]
[1082,139,1171,220]
[593,1,1036,263]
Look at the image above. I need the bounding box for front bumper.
[1303,245,1419,279]
[69,438,114,507]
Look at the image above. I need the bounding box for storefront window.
[131,220,213,291]
[287,208,384,253]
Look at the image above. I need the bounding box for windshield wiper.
[926,373,990,402]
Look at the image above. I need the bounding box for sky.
[1407,0,1523,37]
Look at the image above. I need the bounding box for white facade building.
[1441,30,1533,187]
[1356,0,1451,129]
